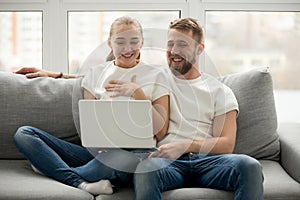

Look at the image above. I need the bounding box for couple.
[14,16,263,200]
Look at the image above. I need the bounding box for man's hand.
[149,142,190,160]
[14,67,60,78]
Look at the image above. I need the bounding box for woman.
[14,16,169,196]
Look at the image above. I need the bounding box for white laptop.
[78,99,156,149]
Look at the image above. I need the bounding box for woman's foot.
[78,180,113,195]
[31,164,44,176]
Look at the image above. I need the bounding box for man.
[133,18,263,200]
[15,18,263,200]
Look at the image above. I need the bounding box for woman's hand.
[105,75,147,100]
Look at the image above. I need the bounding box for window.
[1,0,299,123]
[68,11,180,74]
[0,11,42,72]
[205,10,300,123]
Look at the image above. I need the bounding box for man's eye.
[167,42,174,47]
[178,43,188,47]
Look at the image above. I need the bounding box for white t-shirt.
[81,61,170,101]
[158,72,239,147]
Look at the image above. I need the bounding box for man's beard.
[168,57,195,76]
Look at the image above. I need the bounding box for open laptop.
[78,99,157,149]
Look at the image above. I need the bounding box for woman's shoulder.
[86,61,112,73]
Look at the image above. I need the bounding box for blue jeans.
[14,126,138,187]
[134,153,264,200]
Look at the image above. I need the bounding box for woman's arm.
[105,76,170,141]
[83,89,96,99]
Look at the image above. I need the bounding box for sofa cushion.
[0,72,83,159]
[0,160,93,200]
[95,160,300,200]
[219,68,280,160]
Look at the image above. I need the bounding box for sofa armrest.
[278,122,300,183]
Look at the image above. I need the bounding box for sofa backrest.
[220,67,280,161]
[0,68,280,161]
[0,72,83,159]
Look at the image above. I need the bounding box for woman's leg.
[14,126,93,187]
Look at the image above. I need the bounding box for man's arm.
[188,110,237,154]
[14,67,83,79]
[150,110,237,159]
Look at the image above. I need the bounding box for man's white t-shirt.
[158,72,239,147]
[81,61,170,101]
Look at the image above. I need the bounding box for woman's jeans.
[14,126,138,187]
[134,153,264,200]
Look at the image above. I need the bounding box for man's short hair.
[169,18,204,43]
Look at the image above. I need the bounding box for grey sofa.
[1,68,300,200]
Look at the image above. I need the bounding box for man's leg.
[191,154,263,200]
[134,158,187,200]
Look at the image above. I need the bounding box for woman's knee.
[14,126,37,147]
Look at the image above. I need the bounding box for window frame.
[1,0,300,123]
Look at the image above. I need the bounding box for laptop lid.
[78,100,156,149]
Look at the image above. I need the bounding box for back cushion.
[0,72,83,159]
[220,68,280,160]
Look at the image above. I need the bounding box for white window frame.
[1,0,299,71]
[0,0,188,73]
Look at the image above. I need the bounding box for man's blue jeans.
[134,153,264,200]
[14,126,137,187]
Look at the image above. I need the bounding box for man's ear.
[197,43,205,55]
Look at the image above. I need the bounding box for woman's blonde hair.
[106,16,143,61]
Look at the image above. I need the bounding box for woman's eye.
[130,41,139,45]
[116,42,125,45]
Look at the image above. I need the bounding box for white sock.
[78,180,113,195]
[31,164,44,176]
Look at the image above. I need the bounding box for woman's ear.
[141,37,144,47]
[107,39,112,48]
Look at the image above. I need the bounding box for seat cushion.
[219,68,280,160]
[0,160,93,200]
[95,160,300,200]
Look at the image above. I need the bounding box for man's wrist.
[55,72,63,78]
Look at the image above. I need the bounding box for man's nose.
[170,45,180,54]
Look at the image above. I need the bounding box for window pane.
[205,11,300,90]
[68,11,180,74]
[206,11,300,123]
[0,12,42,72]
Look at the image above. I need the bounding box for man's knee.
[235,155,263,181]
[136,158,170,173]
